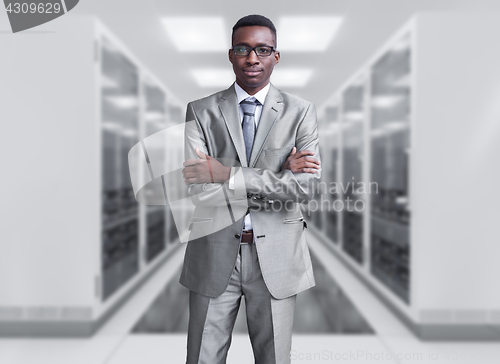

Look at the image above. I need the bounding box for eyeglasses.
[232,45,276,57]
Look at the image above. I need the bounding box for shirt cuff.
[228,167,235,190]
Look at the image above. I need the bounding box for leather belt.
[240,230,253,244]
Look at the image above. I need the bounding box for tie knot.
[240,97,259,115]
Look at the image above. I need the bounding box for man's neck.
[235,79,269,95]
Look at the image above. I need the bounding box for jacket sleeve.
[237,102,322,205]
[184,102,247,208]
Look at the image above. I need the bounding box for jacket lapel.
[249,83,283,167]
[218,82,283,168]
[218,82,248,167]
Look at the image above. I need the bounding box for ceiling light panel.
[106,96,138,109]
[161,17,227,52]
[277,16,343,52]
[191,69,234,87]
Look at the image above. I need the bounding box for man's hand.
[182,148,231,185]
[281,147,321,173]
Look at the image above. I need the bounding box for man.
[180,14,321,364]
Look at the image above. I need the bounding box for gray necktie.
[240,97,260,165]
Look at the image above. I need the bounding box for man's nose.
[246,49,260,64]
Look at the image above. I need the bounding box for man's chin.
[240,78,266,89]
[242,79,261,87]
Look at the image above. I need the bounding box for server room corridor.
[1,1,500,364]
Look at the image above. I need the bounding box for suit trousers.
[186,242,297,364]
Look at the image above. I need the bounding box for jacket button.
[235,234,241,239]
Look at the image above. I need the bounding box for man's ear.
[228,49,233,64]
[274,51,280,65]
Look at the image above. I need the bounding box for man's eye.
[236,47,247,53]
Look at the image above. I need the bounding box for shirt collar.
[234,81,270,106]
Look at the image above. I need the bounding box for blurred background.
[1,0,500,363]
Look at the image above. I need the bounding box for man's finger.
[184,177,197,184]
[294,149,315,157]
[182,165,197,174]
[195,147,207,160]
[183,159,203,167]
[292,161,319,170]
[301,168,317,174]
[297,162,321,169]
[183,171,199,179]
[183,167,201,179]
[302,156,321,164]
[289,146,297,156]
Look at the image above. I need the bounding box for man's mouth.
[243,69,262,76]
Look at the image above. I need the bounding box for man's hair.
[232,14,277,48]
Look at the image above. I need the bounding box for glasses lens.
[234,46,249,55]
[256,47,272,56]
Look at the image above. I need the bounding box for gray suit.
[179,82,321,363]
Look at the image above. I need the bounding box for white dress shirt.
[229,81,270,231]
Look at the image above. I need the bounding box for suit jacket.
[179,82,321,299]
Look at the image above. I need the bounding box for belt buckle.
[240,230,253,244]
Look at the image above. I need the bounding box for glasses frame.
[231,45,277,57]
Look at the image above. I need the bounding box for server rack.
[324,105,341,244]
[317,25,413,306]
[0,15,184,336]
[340,78,366,265]
[369,34,411,303]
[142,80,169,265]
[100,37,140,301]
[315,14,500,339]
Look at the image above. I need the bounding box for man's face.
[229,26,280,95]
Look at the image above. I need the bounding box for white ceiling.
[34,0,500,107]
